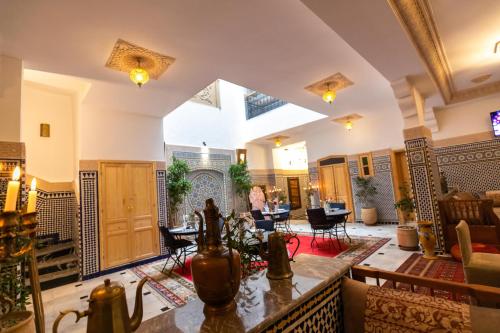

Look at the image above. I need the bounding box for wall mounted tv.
[492,110,500,137]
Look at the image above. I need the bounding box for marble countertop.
[137,254,350,333]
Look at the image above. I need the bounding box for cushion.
[364,285,471,332]
[341,277,369,333]
[470,305,500,333]
[450,243,500,262]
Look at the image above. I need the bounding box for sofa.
[342,266,500,333]
[438,198,500,252]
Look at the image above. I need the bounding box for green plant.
[394,183,415,222]
[0,260,30,314]
[222,211,261,277]
[228,162,252,210]
[166,157,192,225]
[354,176,378,208]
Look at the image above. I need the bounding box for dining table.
[262,209,292,232]
[325,209,352,243]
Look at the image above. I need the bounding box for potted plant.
[354,176,378,225]
[394,183,419,250]
[229,162,252,211]
[0,260,35,333]
[166,157,192,227]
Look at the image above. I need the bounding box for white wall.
[163,80,247,150]
[0,55,22,142]
[163,80,326,151]
[272,142,308,170]
[80,106,164,161]
[432,92,500,141]
[245,142,274,170]
[21,82,75,182]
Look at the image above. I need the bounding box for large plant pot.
[0,311,35,333]
[397,225,419,250]
[361,207,377,225]
[418,220,437,259]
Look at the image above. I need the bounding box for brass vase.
[191,199,241,315]
[418,220,438,259]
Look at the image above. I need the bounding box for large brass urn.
[192,199,241,314]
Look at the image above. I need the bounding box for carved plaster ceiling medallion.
[266,135,290,147]
[304,72,353,97]
[331,113,363,125]
[105,39,175,80]
[191,81,220,108]
[387,0,500,104]
[471,74,492,84]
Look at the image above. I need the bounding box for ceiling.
[429,0,500,90]
[0,0,400,119]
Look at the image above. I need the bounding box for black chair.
[306,208,339,248]
[326,203,351,244]
[159,226,196,274]
[255,219,275,231]
[251,209,265,221]
[274,204,291,233]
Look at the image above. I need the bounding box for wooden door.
[320,166,335,200]
[128,163,159,261]
[393,151,415,222]
[287,177,302,210]
[100,163,131,268]
[100,162,159,269]
[332,164,354,221]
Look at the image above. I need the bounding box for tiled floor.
[34,221,417,332]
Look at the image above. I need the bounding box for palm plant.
[354,176,377,208]
[229,162,252,210]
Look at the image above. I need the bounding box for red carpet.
[172,234,389,280]
[383,253,467,302]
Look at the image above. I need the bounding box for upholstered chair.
[456,220,500,288]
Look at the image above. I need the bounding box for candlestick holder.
[0,210,44,333]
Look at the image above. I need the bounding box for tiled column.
[404,126,444,250]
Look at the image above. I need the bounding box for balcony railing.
[245,90,287,120]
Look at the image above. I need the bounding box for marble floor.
[33,221,417,332]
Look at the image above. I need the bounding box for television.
[491,110,500,137]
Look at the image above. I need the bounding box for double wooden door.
[99,162,159,269]
[319,158,354,221]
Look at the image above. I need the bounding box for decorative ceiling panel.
[304,72,353,96]
[105,39,175,80]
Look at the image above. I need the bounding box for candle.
[27,178,37,213]
[4,166,21,212]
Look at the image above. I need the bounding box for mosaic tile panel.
[435,139,500,193]
[79,171,100,278]
[0,159,26,211]
[405,137,443,250]
[187,170,225,213]
[172,151,233,217]
[349,156,399,224]
[35,190,77,242]
[156,170,168,255]
[263,278,342,333]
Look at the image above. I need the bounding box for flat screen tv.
[491,110,500,137]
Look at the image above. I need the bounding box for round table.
[169,226,199,238]
[262,209,291,232]
[325,209,352,243]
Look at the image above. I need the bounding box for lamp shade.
[322,90,336,104]
[129,68,149,87]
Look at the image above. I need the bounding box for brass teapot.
[260,231,300,280]
[191,199,241,314]
[52,277,148,333]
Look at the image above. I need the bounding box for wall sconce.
[236,149,247,164]
[40,124,50,137]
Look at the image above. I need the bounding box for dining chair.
[251,209,266,221]
[306,208,338,248]
[158,225,196,274]
[327,202,346,210]
[255,219,275,232]
[455,220,500,288]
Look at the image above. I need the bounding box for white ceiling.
[429,0,500,90]
[0,0,400,120]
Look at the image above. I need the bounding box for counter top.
[137,254,350,333]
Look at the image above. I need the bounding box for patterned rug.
[382,253,467,302]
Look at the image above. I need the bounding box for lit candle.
[27,178,37,213]
[4,166,21,212]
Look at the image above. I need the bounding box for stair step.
[36,242,75,257]
[38,267,79,284]
[38,254,79,269]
